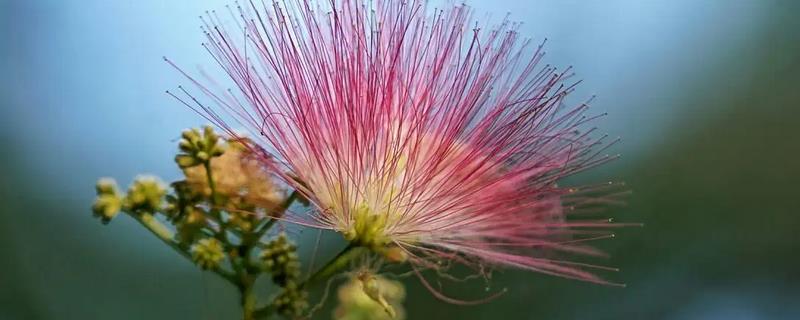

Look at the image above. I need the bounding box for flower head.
[168,0,626,296]
[124,176,167,213]
[191,238,225,270]
[92,178,123,224]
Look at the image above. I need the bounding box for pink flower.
[168,0,628,300]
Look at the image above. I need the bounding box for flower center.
[343,201,392,250]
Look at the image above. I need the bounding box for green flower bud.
[124,176,166,213]
[175,154,199,168]
[190,238,225,270]
[202,125,216,138]
[92,178,122,224]
[358,272,395,318]
[95,177,119,195]
[228,212,254,232]
[272,280,308,318]
[260,233,301,286]
[176,208,207,243]
[178,139,194,152]
[181,128,201,142]
[93,194,122,221]
[335,274,406,320]
[210,148,224,157]
[175,126,225,168]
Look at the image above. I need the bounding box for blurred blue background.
[1,0,798,319]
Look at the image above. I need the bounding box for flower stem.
[203,161,218,201]
[240,275,257,320]
[137,213,174,241]
[203,160,228,237]
[301,244,364,290]
[130,212,237,284]
[252,244,364,319]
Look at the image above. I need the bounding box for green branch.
[130,212,237,284]
[301,244,364,290]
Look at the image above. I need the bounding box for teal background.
[1,0,798,319]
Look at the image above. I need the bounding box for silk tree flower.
[167,0,628,299]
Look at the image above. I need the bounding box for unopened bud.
[93,178,122,224]
[358,272,396,318]
[92,195,122,224]
[124,176,166,212]
[181,128,200,142]
[175,127,225,169]
[95,178,118,195]
[191,238,225,270]
[260,233,301,286]
[175,154,199,168]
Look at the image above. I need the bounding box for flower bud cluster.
[92,178,122,224]
[261,233,308,317]
[260,233,301,286]
[191,238,225,270]
[92,176,167,223]
[272,280,309,318]
[91,126,414,320]
[175,126,225,168]
[123,176,167,213]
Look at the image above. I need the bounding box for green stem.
[203,161,218,202]
[137,213,174,241]
[240,275,257,320]
[301,244,364,290]
[130,212,237,284]
[203,157,260,316]
[278,190,300,214]
[203,160,230,246]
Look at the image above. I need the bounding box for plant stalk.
[240,275,257,320]
[301,244,364,289]
[130,212,237,283]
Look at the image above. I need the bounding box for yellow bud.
[358,272,396,318]
[95,178,119,195]
[191,238,225,270]
[175,154,199,168]
[92,194,122,223]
